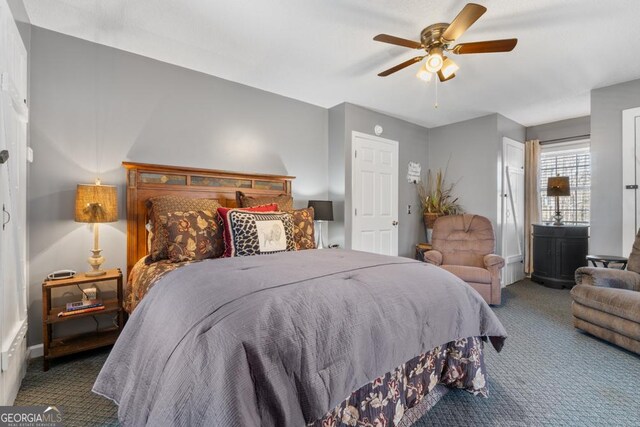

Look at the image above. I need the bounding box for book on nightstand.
[58,305,106,317]
[65,299,103,312]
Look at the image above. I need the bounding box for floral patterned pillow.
[146,196,221,263]
[235,191,294,211]
[290,207,316,250]
[165,210,224,262]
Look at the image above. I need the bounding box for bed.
[93,162,507,426]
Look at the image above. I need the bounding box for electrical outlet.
[407,204,412,214]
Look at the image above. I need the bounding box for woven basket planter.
[423,212,444,243]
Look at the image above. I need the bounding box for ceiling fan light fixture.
[440,57,459,80]
[416,64,433,82]
[425,47,444,72]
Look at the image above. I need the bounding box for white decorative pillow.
[226,210,296,257]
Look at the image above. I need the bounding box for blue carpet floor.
[14,279,640,426]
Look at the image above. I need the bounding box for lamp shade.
[308,200,333,221]
[75,184,118,223]
[547,176,571,197]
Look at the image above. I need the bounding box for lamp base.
[552,195,564,226]
[86,248,106,276]
[552,212,564,226]
[316,221,326,249]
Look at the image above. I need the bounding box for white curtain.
[524,140,541,275]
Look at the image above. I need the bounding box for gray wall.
[328,103,429,258]
[429,114,499,224]
[27,27,328,345]
[328,104,346,246]
[526,116,590,142]
[428,114,525,253]
[590,78,640,255]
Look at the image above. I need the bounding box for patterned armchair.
[423,214,504,305]
[572,230,640,354]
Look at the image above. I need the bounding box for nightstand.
[42,268,124,371]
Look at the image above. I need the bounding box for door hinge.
[354,150,357,158]
[355,208,357,216]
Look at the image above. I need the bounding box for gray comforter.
[93,249,506,426]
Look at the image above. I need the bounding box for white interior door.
[622,107,640,256]
[351,131,399,256]
[501,138,525,285]
[0,0,28,406]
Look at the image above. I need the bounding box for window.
[539,142,590,224]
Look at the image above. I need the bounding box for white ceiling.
[21,0,640,127]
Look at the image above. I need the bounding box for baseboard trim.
[28,344,43,359]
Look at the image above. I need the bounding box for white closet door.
[501,138,526,286]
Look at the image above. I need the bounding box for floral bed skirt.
[310,336,487,427]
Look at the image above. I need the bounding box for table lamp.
[75,180,118,276]
[547,176,570,226]
[308,200,333,249]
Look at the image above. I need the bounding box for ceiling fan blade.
[451,38,518,54]
[373,34,423,49]
[378,56,425,77]
[437,69,456,82]
[442,3,487,42]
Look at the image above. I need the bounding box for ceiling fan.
[373,3,517,82]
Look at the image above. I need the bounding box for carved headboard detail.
[123,162,294,275]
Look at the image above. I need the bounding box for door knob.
[392,220,398,226]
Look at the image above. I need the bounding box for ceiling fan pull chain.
[435,77,439,109]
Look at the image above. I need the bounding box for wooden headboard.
[123,162,294,275]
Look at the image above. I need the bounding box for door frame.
[350,131,399,255]
[622,107,640,256]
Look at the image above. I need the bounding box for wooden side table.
[415,243,433,261]
[42,268,124,371]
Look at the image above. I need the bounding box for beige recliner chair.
[423,214,504,305]
[572,230,640,354]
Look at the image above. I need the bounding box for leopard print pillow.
[165,210,224,262]
[226,211,296,257]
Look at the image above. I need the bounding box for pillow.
[290,207,316,250]
[146,196,221,263]
[236,191,293,211]
[225,210,296,257]
[165,210,224,262]
[217,204,278,257]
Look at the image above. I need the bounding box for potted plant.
[416,169,462,242]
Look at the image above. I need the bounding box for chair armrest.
[484,254,505,271]
[575,267,640,292]
[423,250,443,266]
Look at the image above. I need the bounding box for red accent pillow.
[217,204,278,257]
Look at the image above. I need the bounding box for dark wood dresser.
[531,224,589,289]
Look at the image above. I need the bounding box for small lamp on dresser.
[308,200,333,249]
[75,180,118,276]
[547,176,571,225]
